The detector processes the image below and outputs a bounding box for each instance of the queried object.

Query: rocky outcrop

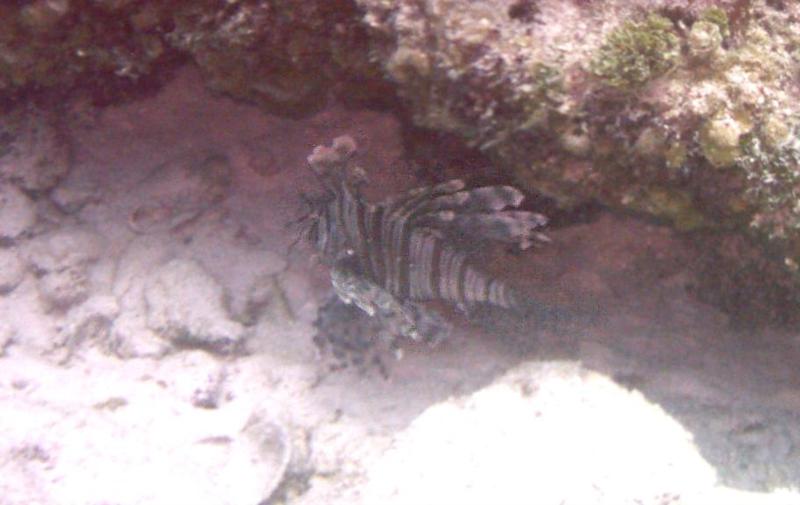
[0,0,376,112]
[357,0,800,325]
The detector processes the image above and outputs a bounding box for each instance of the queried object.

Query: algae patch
[590,14,679,91]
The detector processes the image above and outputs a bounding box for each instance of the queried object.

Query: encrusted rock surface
[53,294,120,364]
[36,265,91,311]
[356,0,800,323]
[0,248,25,294]
[24,226,105,311]
[144,258,246,354]
[0,184,36,240]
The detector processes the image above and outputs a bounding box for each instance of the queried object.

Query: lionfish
[302,136,549,372]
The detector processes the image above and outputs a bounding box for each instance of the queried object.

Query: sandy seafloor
[2,66,800,505]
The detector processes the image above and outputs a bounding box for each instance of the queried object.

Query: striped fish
[305,136,548,344]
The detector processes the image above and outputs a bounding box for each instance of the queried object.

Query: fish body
[305,136,548,347]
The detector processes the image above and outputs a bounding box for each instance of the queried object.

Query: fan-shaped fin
[419,185,525,215]
[418,210,548,249]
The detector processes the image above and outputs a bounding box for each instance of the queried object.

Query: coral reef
[356,0,800,324]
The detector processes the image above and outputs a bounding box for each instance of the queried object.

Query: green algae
[699,112,753,168]
[590,14,679,90]
[699,7,730,39]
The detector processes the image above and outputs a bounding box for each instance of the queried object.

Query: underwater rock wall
[358,0,800,324]
[2,0,800,323]
[0,0,376,112]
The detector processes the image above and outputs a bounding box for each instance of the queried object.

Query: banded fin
[418,209,549,250]
[403,225,523,310]
[419,185,525,214]
[381,179,466,210]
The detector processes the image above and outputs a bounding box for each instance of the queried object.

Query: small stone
[54,294,119,362]
[633,127,666,160]
[156,351,228,407]
[233,273,291,326]
[560,131,591,158]
[191,370,225,409]
[0,321,15,356]
[109,312,170,359]
[387,47,431,84]
[0,248,25,294]
[664,142,688,170]
[0,184,36,240]
[50,180,99,214]
[24,226,105,311]
[761,115,792,151]
[37,264,90,311]
[25,226,104,273]
[144,259,245,353]
[107,235,173,359]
